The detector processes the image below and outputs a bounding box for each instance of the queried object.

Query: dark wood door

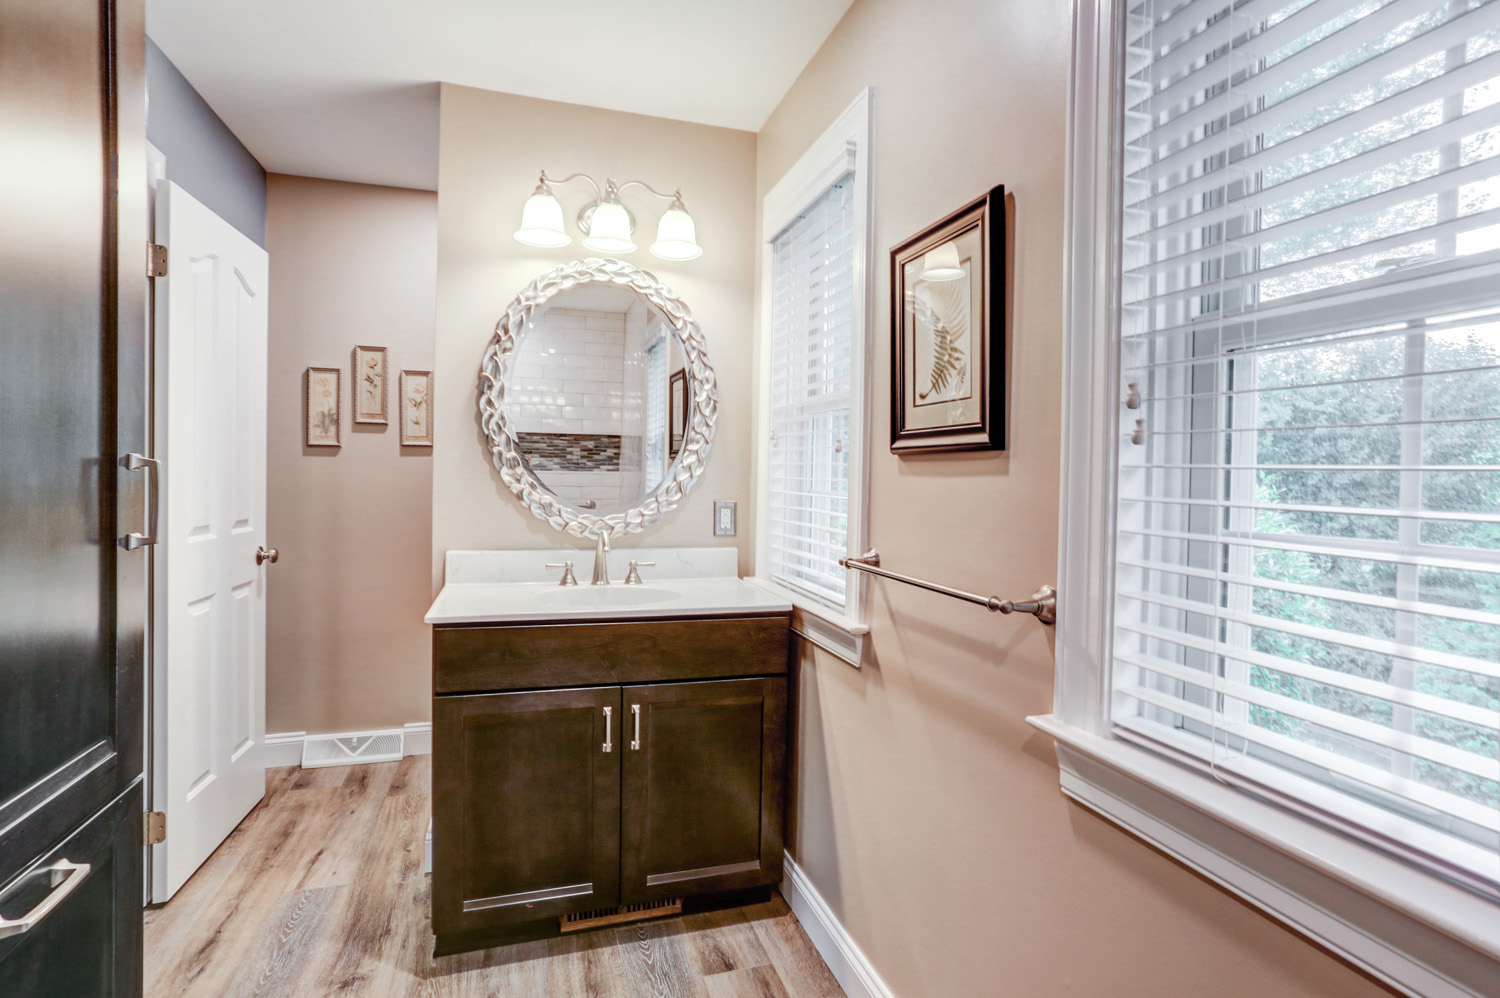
[621,678,786,903]
[432,687,622,940]
[0,785,142,996]
[0,0,146,992]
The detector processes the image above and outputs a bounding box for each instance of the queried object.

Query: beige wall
[431,85,758,589]
[758,1,1394,996]
[266,174,437,735]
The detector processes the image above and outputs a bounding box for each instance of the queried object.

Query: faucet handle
[624,560,656,585]
[545,561,579,586]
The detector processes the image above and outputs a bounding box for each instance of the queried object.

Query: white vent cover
[300,729,404,769]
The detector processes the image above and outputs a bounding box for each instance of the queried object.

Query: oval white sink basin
[536,586,676,609]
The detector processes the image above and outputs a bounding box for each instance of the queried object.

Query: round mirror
[479,258,717,539]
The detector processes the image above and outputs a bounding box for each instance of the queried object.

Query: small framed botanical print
[352,345,388,424]
[669,368,687,458]
[890,184,1005,452]
[400,370,433,446]
[305,367,342,447]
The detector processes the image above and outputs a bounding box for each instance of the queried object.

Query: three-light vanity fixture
[513,170,703,261]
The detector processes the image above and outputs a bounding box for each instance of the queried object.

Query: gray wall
[146,38,266,247]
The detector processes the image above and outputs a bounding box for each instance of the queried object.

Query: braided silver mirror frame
[478,257,718,540]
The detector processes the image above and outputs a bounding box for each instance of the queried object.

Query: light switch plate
[714,500,736,536]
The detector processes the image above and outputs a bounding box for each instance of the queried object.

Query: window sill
[1026,714,1500,998]
[746,576,867,668]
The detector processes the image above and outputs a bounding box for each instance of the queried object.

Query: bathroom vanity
[426,549,792,954]
[426,259,799,953]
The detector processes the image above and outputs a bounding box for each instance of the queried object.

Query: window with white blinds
[1116,0,1500,893]
[768,174,856,607]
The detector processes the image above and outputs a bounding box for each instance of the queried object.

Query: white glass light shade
[582,200,637,253]
[920,240,964,281]
[650,206,703,261]
[514,190,570,248]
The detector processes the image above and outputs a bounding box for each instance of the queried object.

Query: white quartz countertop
[424,577,791,625]
[425,548,791,624]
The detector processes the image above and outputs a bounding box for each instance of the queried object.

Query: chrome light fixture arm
[539,170,603,200]
[545,173,680,206]
[616,179,685,204]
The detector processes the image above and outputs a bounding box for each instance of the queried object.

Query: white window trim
[1030,4,1500,996]
[754,87,874,669]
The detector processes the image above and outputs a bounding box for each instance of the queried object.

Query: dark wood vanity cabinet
[432,687,622,933]
[621,678,785,903]
[431,613,789,952]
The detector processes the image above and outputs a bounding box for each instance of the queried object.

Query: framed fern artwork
[890,184,1005,452]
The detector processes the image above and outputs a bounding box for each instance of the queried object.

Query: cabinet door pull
[119,453,160,550]
[602,706,613,753]
[630,703,641,750]
[0,860,91,940]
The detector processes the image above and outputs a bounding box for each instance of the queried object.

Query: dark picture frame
[890,184,1005,452]
[668,368,687,458]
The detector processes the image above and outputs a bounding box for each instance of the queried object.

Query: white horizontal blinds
[1115,0,1500,893]
[769,173,855,606]
[644,337,666,491]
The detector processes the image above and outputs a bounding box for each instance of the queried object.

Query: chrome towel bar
[839,549,1057,624]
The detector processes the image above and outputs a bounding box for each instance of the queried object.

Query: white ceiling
[146,0,856,191]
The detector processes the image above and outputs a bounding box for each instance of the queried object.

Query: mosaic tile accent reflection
[518,432,622,472]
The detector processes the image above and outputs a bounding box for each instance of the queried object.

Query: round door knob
[256,546,279,565]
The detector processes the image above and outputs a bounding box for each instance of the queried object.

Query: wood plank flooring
[144,760,845,998]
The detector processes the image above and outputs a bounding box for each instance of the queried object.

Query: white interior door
[151,181,269,902]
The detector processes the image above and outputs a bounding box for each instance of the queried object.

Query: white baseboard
[264,731,307,768]
[781,854,896,998]
[264,722,432,769]
[403,721,432,757]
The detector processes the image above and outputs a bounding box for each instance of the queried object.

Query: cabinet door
[621,678,786,903]
[432,687,621,937]
[0,783,142,998]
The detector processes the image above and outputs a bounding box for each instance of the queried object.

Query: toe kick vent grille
[301,729,404,769]
[560,898,683,933]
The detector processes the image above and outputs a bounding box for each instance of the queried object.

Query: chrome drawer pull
[630,704,641,750]
[0,860,91,940]
[602,706,612,753]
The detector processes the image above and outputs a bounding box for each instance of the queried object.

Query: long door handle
[630,704,641,750]
[119,453,159,550]
[602,706,612,753]
[0,860,91,940]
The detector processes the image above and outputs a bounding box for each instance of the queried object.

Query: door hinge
[147,242,168,278]
[144,811,166,845]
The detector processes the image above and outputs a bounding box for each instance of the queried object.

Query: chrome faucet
[590,531,611,586]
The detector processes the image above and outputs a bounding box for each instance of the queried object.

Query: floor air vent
[559,898,683,933]
[301,730,404,769]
